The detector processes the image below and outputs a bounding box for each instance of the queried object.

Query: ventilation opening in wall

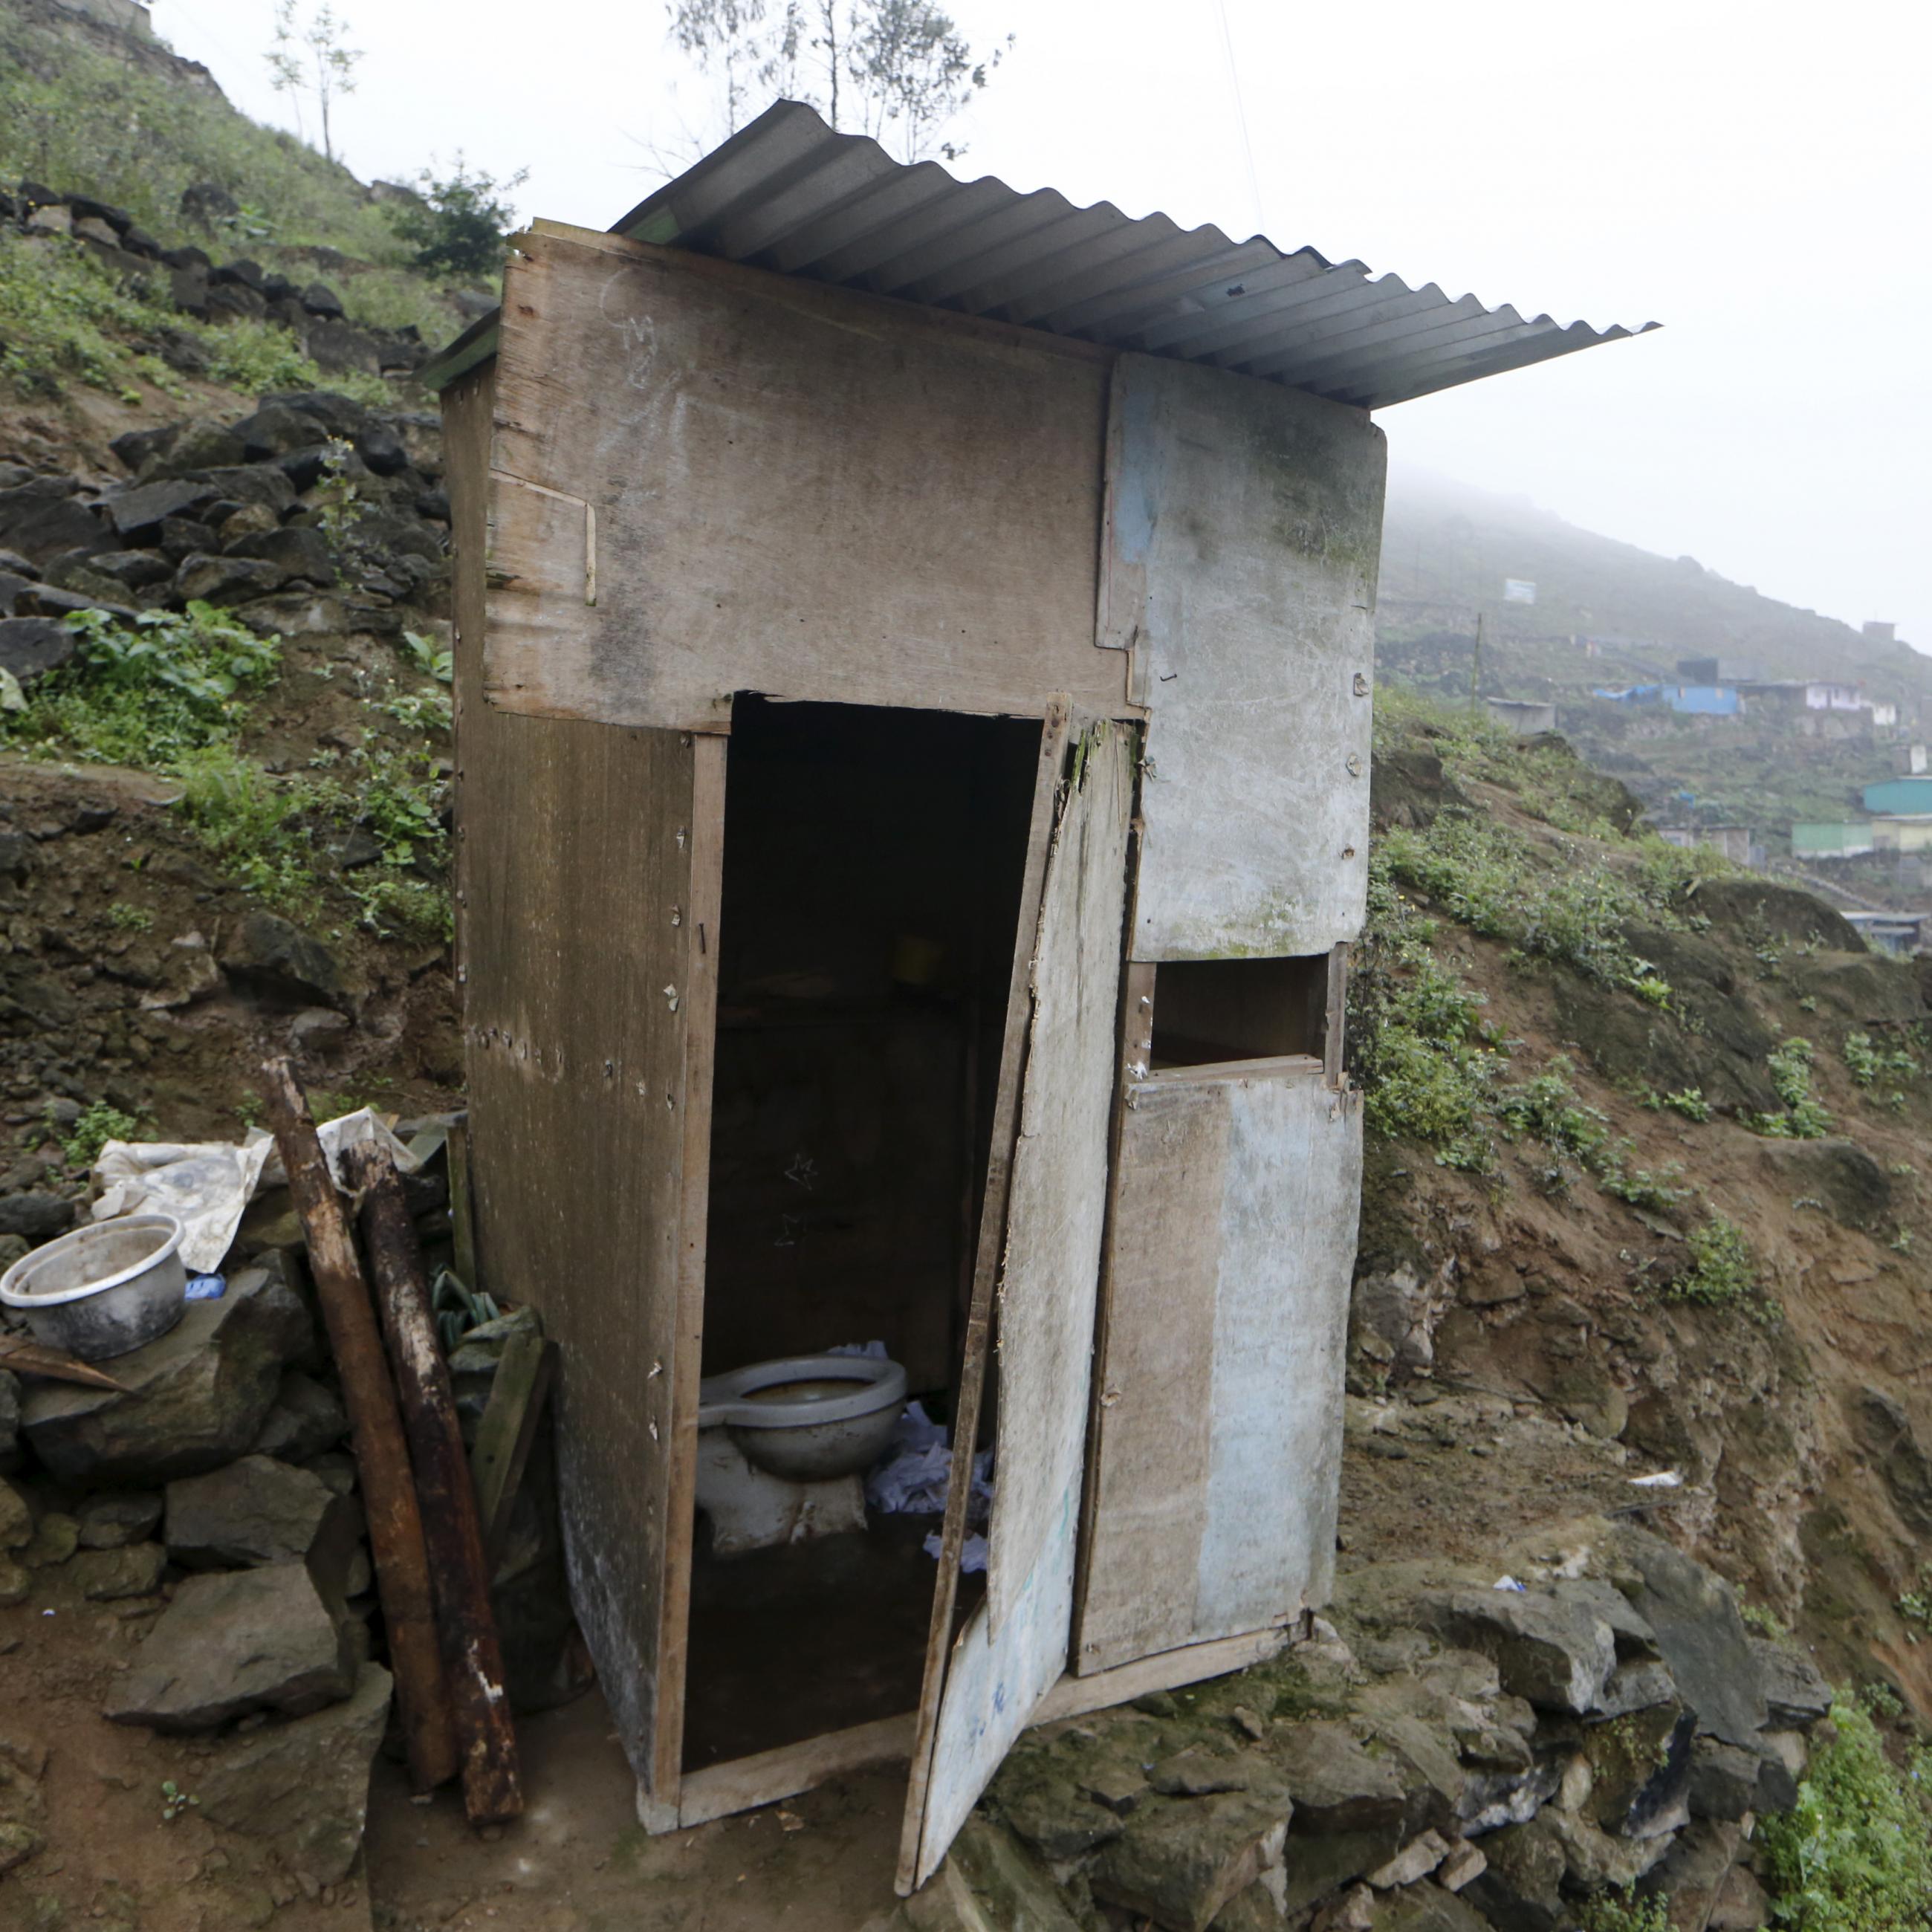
[1148,954,1333,1070]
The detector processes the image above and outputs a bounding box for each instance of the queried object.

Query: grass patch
[1578,1893,1669,1932]
[1379,810,1676,1004]
[1846,1031,1919,1094]
[1760,1697,1932,1931]
[0,230,390,406]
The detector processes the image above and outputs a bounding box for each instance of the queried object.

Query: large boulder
[1089,1791,1291,1932]
[1749,1637,1832,1731]
[0,617,77,684]
[105,1562,354,1731]
[1682,878,1862,952]
[21,1263,311,1483]
[1416,1583,1628,1714]
[220,910,349,1008]
[164,1453,349,1569]
[0,479,107,565]
[1602,1527,1768,1748]
[193,1662,393,1888]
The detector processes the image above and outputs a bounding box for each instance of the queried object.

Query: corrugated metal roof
[596,100,1656,410]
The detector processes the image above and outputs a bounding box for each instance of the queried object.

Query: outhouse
[421,102,1650,1891]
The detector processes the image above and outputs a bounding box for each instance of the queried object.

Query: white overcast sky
[154,0,1931,651]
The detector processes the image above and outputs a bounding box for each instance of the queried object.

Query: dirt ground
[364,1698,908,1932]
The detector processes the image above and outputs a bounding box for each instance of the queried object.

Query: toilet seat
[697,1354,907,1431]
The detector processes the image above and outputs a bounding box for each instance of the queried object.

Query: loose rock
[193,1662,393,1888]
[76,1490,163,1549]
[22,1263,310,1482]
[105,1562,354,1731]
[166,1453,346,1568]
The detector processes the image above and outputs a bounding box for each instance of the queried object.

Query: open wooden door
[896,713,1135,1892]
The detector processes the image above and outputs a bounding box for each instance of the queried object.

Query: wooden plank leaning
[346,1139,523,1825]
[259,1057,458,1795]
[470,1330,557,1572]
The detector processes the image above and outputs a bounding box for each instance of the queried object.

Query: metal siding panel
[1108,354,1383,960]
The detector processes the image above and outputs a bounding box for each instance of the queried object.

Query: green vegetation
[0,229,392,406]
[105,902,153,933]
[1743,1601,1790,1640]
[1578,1891,1670,1932]
[1845,1031,1919,1094]
[1667,1213,1763,1312]
[10,606,282,765]
[1753,1038,1833,1140]
[386,157,528,282]
[1760,1698,1932,1931]
[1379,810,1676,1005]
[1355,852,1500,1170]
[60,1099,140,1167]
[1,610,450,941]
[1647,1086,1711,1121]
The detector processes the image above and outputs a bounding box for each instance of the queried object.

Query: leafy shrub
[60,1099,139,1167]
[1742,1601,1789,1640]
[1578,1893,1670,1932]
[1845,1031,1919,1092]
[385,156,528,282]
[1650,1086,1711,1121]
[1667,1214,1760,1310]
[5,606,281,765]
[1753,1037,1832,1140]
[1760,1697,1932,1931]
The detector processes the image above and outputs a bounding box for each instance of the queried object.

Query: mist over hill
[1377,465,1926,713]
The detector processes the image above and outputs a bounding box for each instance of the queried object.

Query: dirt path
[363,1693,907,1932]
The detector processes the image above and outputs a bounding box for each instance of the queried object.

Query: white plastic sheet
[91,1107,421,1274]
[91,1131,274,1274]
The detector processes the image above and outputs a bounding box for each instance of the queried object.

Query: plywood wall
[444,367,718,1808]
[482,223,1127,731]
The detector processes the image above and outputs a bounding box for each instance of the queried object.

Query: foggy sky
[156,0,1931,652]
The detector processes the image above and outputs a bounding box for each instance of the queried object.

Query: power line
[1213,0,1265,237]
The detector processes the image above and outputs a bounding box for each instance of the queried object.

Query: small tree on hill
[387,158,529,284]
[668,0,1008,161]
[265,0,363,166]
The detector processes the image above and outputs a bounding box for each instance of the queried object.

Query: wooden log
[347,1140,523,1825]
[259,1057,458,1795]
[470,1330,557,1572]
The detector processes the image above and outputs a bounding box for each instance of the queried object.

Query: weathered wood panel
[1101,353,1385,960]
[908,722,1133,1887]
[484,223,1127,730]
[896,705,1066,1896]
[444,366,720,1814]
[1074,1069,1362,1674]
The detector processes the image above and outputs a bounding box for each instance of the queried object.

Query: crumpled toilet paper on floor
[91,1108,420,1274]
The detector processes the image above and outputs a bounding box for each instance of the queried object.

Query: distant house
[1589,684,1740,716]
[1845,912,1928,957]
[1483,697,1557,735]
[1864,779,1932,816]
[1659,825,1754,865]
[1792,822,1876,859]
[1870,820,1932,855]
[1676,657,1720,684]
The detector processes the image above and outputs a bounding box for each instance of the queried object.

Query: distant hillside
[0,0,463,343]
[1374,470,1932,898]
[1375,468,1928,717]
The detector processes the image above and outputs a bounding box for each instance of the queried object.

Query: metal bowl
[0,1214,187,1361]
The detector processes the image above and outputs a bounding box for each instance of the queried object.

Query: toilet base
[695,1427,868,1554]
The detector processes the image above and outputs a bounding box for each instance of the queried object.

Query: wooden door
[896,717,1135,1892]
[1073,1066,1363,1674]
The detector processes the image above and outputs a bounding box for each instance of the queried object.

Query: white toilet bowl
[693,1352,907,1553]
